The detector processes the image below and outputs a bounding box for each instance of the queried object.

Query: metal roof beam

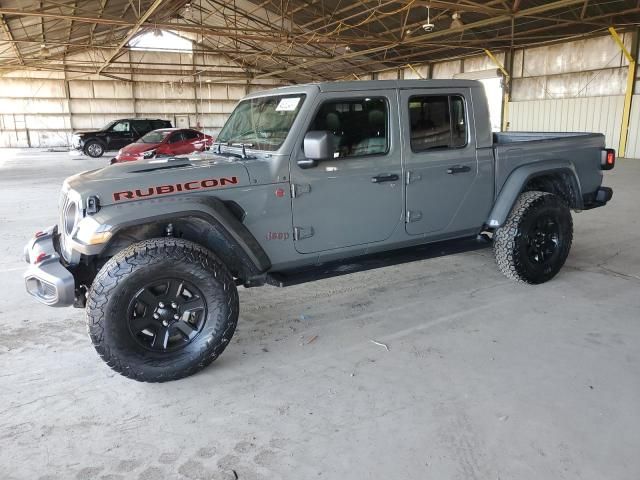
[254,0,589,79]
[0,13,24,65]
[95,0,164,74]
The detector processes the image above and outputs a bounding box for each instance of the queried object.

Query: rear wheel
[86,238,239,382]
[494,191,573,284]
[84,140,105,158]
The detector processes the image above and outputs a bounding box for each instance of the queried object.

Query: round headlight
[63,200,80,235]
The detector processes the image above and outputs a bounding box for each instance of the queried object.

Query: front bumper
[24,227,76,307]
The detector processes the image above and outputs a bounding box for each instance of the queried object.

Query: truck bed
[492,131,606,200]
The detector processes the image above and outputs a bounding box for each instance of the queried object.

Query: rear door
[290,90,403,254]
[131,120,152,139]
[165,132,188,154]
[401,89,486,236]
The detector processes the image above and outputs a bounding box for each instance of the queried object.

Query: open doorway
[478,77,503,132]
[454,70,504,132]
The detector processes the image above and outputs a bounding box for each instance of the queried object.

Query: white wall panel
[464,53,504,73]
[0,78,65,98]
[1,98,68,114]
[432,60,461,79]
[227,85,247,100]
[377,70,399,80]
[509,95,624,151]
[625,95,640,159]
[70,98,133,114]
[403,65,428,80]
[93,81,133,99]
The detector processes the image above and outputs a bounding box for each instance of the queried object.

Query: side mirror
[300,131,335,168]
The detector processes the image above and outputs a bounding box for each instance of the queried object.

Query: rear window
[182,130,200,140]
[132,120,152,134]
[409,95,467,152]
[137,130,172,143]
[152,120,171,129]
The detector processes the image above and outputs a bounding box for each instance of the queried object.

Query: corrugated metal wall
[367,33,639,157]
[508,96,625,150]
[626,95,640,159]
[507,33,639,157]
[0,49,285,148]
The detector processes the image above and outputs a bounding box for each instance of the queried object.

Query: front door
[401,89,483,236]
[109,120,135,149]
[290,91,403,254]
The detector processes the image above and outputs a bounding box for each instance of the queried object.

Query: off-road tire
[86,238,239,382]
[494,191,573,284]
[84,140,105,158]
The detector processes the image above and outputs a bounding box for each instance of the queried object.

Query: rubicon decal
[113,177,239,202]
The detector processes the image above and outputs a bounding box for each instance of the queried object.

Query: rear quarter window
[152,120,172,129]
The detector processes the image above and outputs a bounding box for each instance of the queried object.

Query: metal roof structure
[1,0,639,82]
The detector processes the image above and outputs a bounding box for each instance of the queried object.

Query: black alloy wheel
[494,191,573,284]
[524,214,561,266]
[87,238,239,382]
[128,279,208,352]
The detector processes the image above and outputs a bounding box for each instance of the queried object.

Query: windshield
[217,94,305,151]
[137,130,172,143]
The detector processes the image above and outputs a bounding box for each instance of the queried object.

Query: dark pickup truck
[70,118,172,157]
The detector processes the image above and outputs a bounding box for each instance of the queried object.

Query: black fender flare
[487,161,583,228]
[86,196,271,278]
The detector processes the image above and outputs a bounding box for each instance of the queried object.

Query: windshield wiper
[215,141,255,159]
[211,141,247,159]
[231,142,254,159]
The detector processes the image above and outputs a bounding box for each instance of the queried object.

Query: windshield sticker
[275,97,301,111]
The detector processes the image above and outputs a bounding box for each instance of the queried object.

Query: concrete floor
[1,149,639,480]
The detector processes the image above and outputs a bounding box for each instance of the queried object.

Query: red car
[112,128,213,163]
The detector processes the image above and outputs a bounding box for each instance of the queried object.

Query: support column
[484,48,511,132]
[63,57,72,145]
[609,27,637,157]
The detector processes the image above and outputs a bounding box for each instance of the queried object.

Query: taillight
[601,148,615,170]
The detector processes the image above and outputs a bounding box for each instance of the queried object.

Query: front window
[111,121,130,133]
[217,94,306,151]
[137,130,172,143]
[308,97,388,158]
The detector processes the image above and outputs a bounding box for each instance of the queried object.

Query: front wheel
[84,140,105,158]
[494,191,573,284]
[86,238,239,382]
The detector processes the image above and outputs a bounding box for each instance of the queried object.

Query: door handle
[371,173,399,183]
[446,165,471,174]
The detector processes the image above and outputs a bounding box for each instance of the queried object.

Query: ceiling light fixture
[39,44,50,57]
[422,6,435,32]
[450,12,464,29]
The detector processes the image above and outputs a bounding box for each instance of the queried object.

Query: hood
[64,153,251,207]
[120,142,160,155]
[73,129,101,136]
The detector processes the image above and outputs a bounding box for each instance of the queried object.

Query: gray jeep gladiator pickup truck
[24,79,615,382]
